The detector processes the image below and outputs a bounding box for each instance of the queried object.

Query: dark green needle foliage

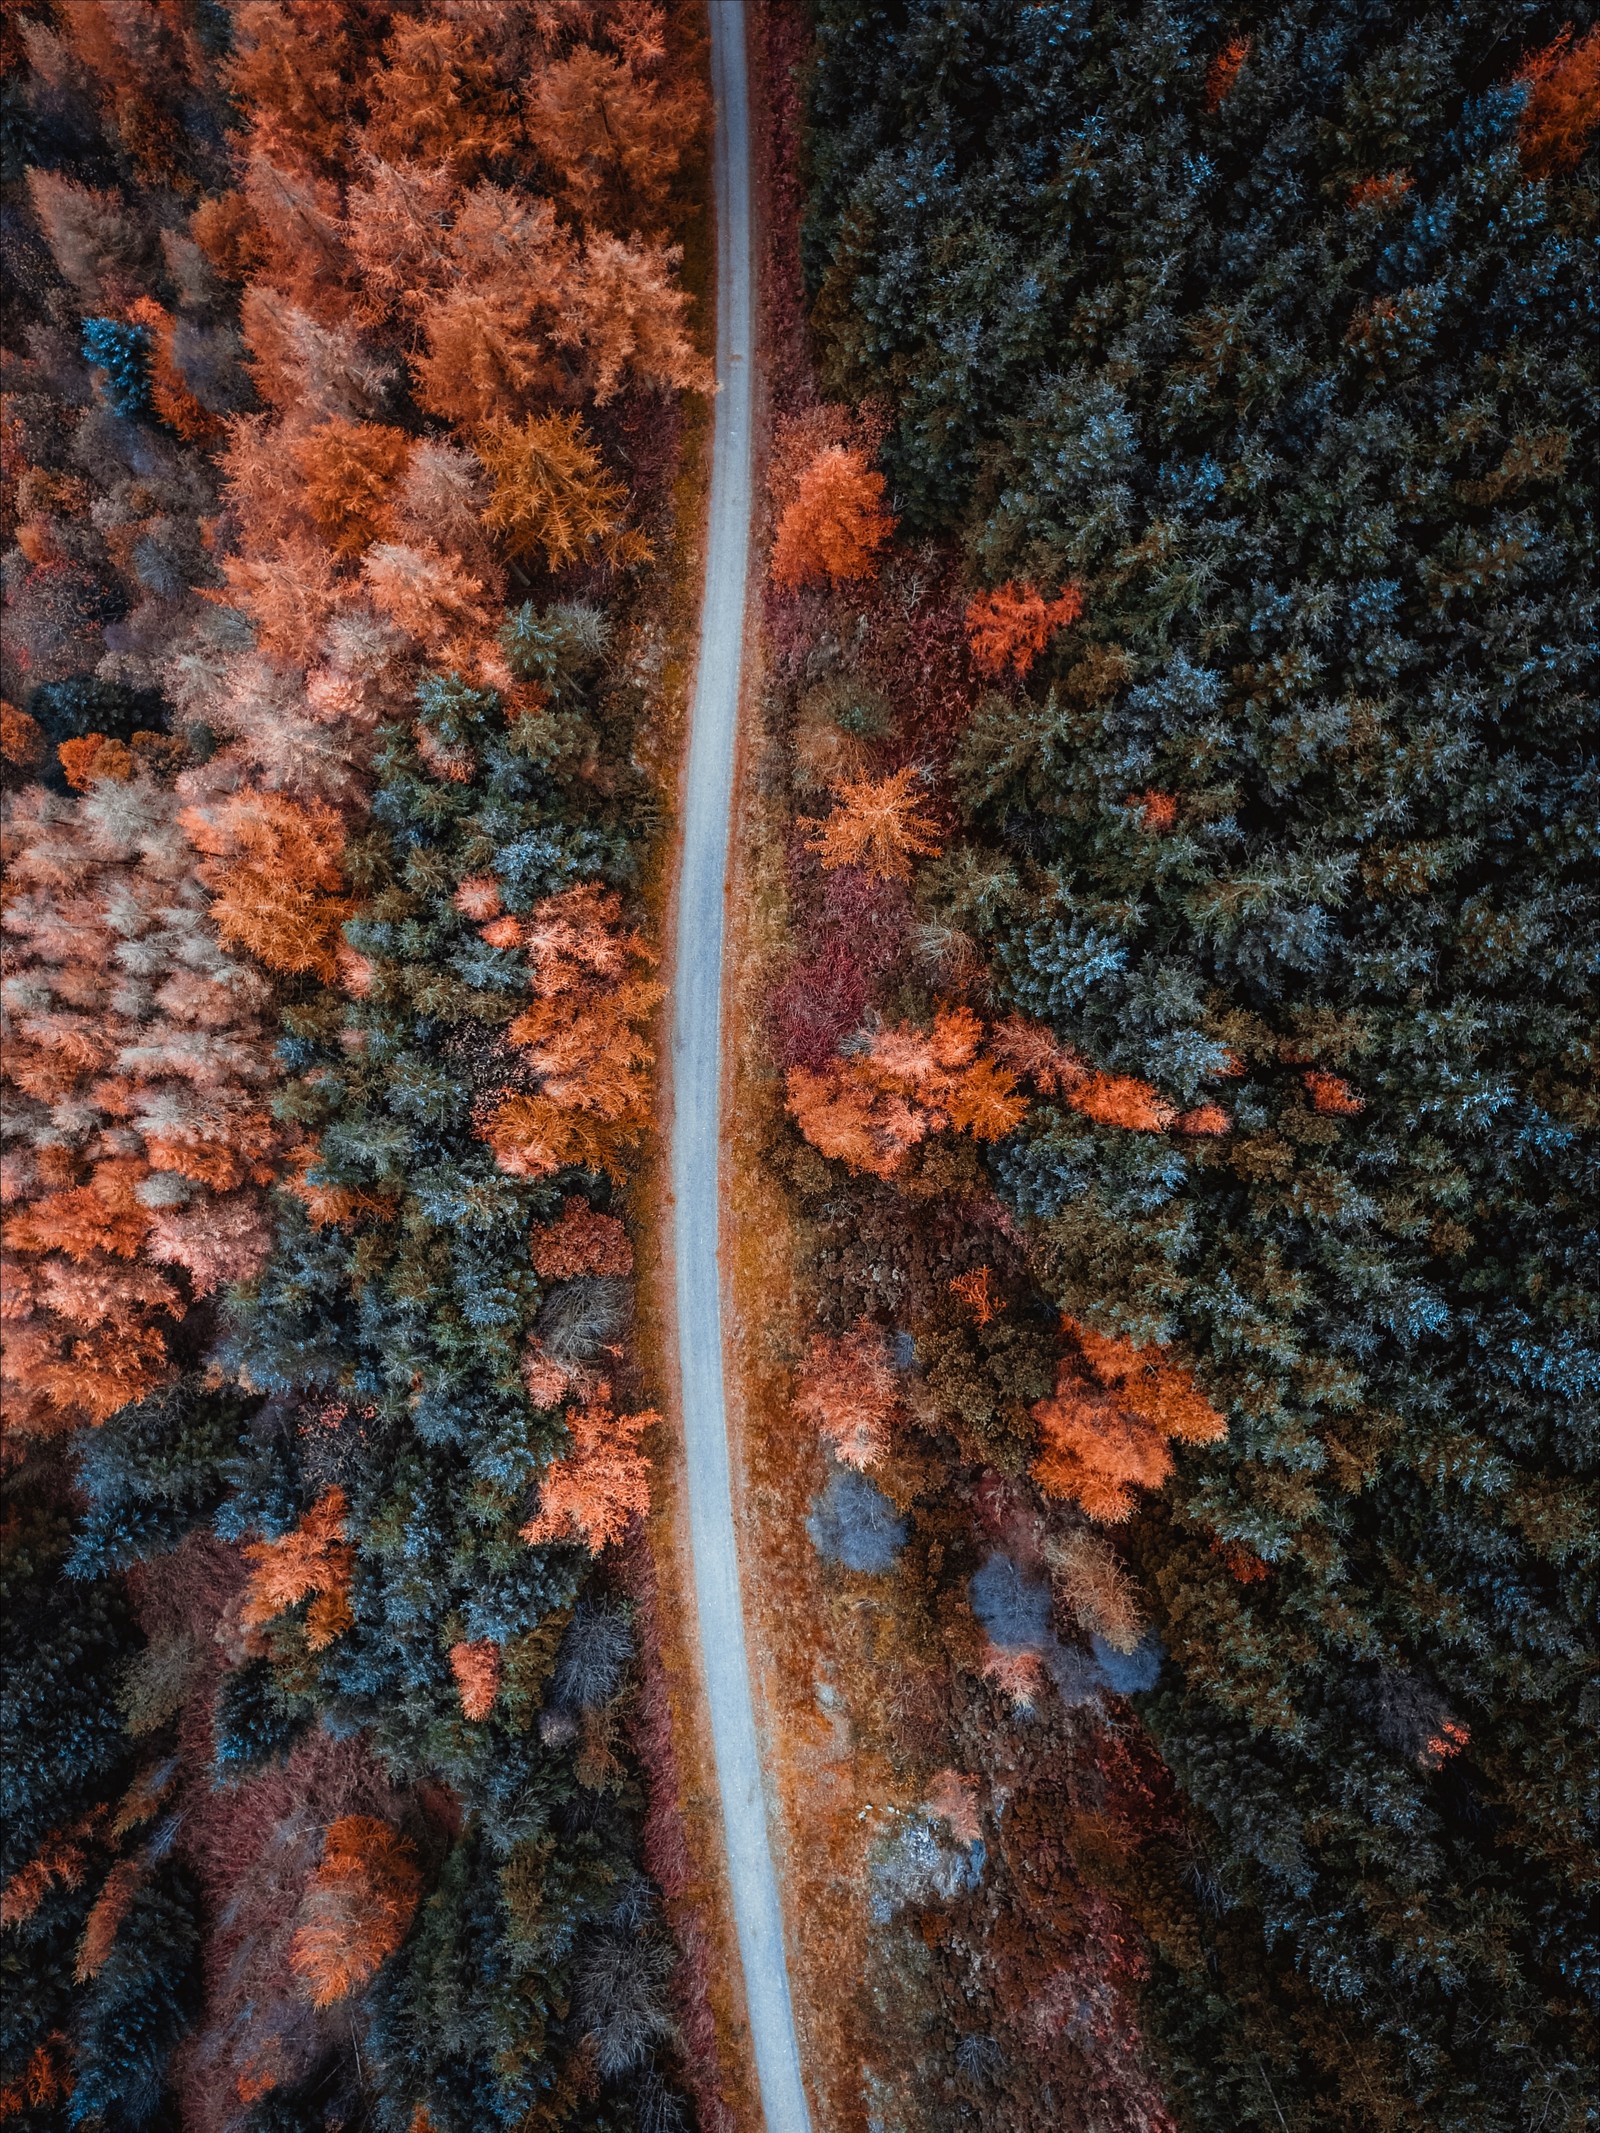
[69,1379,258,1580]
[3,1469,141,1877]
[2,1457,144,2129]
[807,3,1598,2126]
[68,1857,202,2133]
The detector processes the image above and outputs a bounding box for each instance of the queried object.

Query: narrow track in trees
[670,9,813,2130]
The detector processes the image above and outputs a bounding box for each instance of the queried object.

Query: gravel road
[669,8,813,2131]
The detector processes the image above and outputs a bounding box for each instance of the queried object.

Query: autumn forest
[2,3,1597,2133]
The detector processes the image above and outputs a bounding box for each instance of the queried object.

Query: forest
[3,1,1597,2131]
[753,0,1596,2128]
[2,2,713,2128]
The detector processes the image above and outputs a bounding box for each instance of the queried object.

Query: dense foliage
[800,3,1598,2127]
[2,2,707,2126]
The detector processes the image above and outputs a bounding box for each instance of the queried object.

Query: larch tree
[1516,26,1600,176]
[524,5,708,230]
[476,411,649,572]
[479,882,664,1182]
[2,775,280,1436]
[808,765,942,880]
[239,1488,356,1652]
[181,789,355,981]
[288,1817,421,2010]
[770,445,895,588]
[794,1320,900,1471]
[520,1385,656,1555]
[360,10,521,181]
[963,581,1084,678]
[785,1004,1029,1178]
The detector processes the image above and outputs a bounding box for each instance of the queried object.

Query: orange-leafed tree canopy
[124,296,226,441]
[1346,170,1413,212]
[794,1319,900,1470]
[1031,1321,1227,1522]
[525,6,708,230]
[477,411,648,572]
[1,1816,100,1929]
[2,779,279,1435]
[964,581,1083,677]
[1304,1069,1364,1115]
[74,1859,142,1984]
[292,419,413,559]
[521,1383,656,1555]
[770,446,895,589]
[239,1488,356,1651]
[786,1005,1028,1178]
[949,1266,1005,1326]
[1515,26,1600,176]
[182,790,355,982]
[360,10,520,180]
[289,1817,422,2010]
[1205,34,1252,110]
[808,766,942,880]
[478,883,663,1182]
[530,1198,634,1280]
[449,1640,503,1722]
[988,1014,1182,1133]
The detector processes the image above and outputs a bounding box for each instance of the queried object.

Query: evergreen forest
[769,0,1597,2125]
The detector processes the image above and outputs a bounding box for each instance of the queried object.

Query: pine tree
[67,1855,202,2130]
[80,316,154,422]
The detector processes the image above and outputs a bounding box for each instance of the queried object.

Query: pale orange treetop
[479,882,663,1183]
[289,1817,421,2010]
[183,790,355,983]
[521,1382,656,1555]
[239,1487,356,1651]
[807,766,942,881]
[786,1006,1028,1178]
[449,1640,503,1722]
[1031,1320,1226,1523]
[794,1319,900,1471]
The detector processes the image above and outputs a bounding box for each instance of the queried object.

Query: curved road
[670,9,813,2133]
